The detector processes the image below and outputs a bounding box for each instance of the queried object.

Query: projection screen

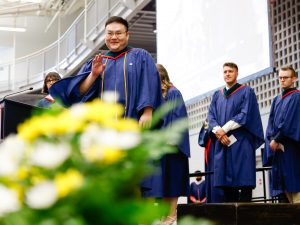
[156,0,273,100]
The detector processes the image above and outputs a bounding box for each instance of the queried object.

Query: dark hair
[42,72,61,94]
[195,170,202,179]
[105,16,129,31]
[156,64,172,97]
[223,62,238,71]
[280,65,297,78]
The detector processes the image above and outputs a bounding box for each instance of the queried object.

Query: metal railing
[189,166,277,203]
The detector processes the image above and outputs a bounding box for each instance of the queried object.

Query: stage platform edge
[178,203,300,225]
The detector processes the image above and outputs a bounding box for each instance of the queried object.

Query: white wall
[188,130,205,174]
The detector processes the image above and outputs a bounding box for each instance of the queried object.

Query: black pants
[223,187,253,202]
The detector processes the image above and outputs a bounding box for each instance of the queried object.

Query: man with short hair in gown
[50,16,162,127]
[208,62,264,202]
[264,65,300,203]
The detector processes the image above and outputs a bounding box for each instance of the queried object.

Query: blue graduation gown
[49,48,163,120]
[189,180,206,202]
[263,101,284,197]
[208,85,264,187]
[141,87,190,197]
[163,87,190,157]
[205,137,225,203]
[198,129,224,203]
[265,90,300,192]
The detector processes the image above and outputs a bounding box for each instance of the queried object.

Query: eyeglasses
[105,31,127,38]
[278,76,293,80]
[46,79,58,84]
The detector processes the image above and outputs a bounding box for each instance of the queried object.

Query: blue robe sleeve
[230,87,264,149]
[207,91,220,129]
[134,49,163,114]
[49,59,101,107]
[275,93,300,143]
[164,87,190,157]
[263,98,277,166]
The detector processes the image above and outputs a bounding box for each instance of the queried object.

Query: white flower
[0,154,20,177]
[30,141,71,169]
[69,104,86,118]
[25,181,57,209]
[0,185,20,216]
[0,135,26,176]
[0,135,26,160]
[80,125,140,150]
[102,91,119,103]
[98,129,119,146]
[97,129,140,149]
[116,132,141,149]
[79,124,103,151]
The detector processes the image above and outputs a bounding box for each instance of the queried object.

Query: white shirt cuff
[222,120,241,133]
[212,126,221,134]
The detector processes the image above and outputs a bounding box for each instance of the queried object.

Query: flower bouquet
[0,99,187,225]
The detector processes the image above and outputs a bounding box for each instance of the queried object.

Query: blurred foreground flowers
[0,99,187,225]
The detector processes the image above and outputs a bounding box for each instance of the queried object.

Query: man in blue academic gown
[49,16,162,127]
[264,65,300,203]
[208,62,264,202]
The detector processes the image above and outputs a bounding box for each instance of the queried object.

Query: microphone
[0,87,34,103]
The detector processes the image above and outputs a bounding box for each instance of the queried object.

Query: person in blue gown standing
[142,64,190,225]
[49,16,162,127]
[208,62,264,202]
[37,72,61,108]
[264,65,300,203]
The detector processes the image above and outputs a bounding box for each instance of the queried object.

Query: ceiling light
[0,27,26,32]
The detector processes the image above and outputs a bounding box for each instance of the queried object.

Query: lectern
[0,92,44,139]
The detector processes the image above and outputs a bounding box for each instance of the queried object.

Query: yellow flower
[102,147,126,164]
[18,100,127,143]
[82,146,103,162]
[18,112,85,142]
[18,116,43,142]
[16,166,29,180]
[83,100,124,123]
[8,183,24,202]
[102,118,140,132]
[83,145,125,164]
[54,169,83,198]
[55,112,85,134]
[31,174,47,185]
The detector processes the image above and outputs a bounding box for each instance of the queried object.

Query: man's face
[278,69,296,90]
[105,22,129,52]
[223,66,238,87]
